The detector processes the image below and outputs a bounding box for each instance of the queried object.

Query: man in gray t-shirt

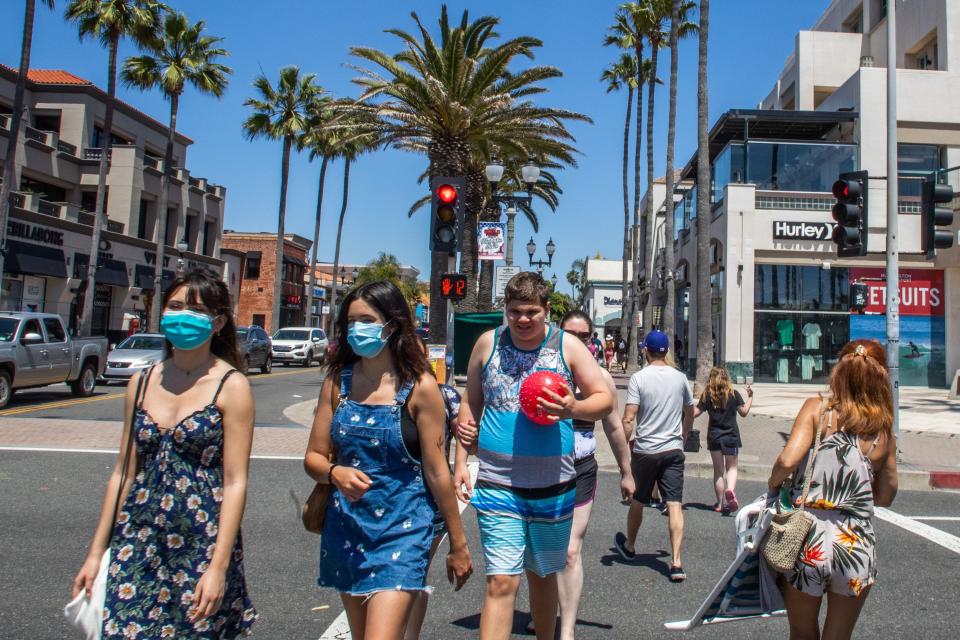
[614,330,694,582]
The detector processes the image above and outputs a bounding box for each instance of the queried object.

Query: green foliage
[566,257,586,309]
[353,252,424,308]
[64,0,165,46]
[548,289,575,320]
[242,66,322,143]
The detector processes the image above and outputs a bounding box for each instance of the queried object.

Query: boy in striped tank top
[455,272,613,640]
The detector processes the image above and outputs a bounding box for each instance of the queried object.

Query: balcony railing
[107,220,125,234]
[57,140,78,156]
[24,126,49,145]
[78,211,95,226]
[9,192,25,209]
[205,183,217,195]
[83,147,111,161]
[143,155,161,170]
[188,176,202,189]
[37,199,63,218]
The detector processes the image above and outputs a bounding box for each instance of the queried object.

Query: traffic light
[439,273,467,300]
[831,170,869,257]
[429,176,465,253]
[921,176,955,258]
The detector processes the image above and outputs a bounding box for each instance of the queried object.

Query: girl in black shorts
[693,367,753,513]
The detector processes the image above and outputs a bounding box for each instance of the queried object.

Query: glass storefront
[754,265,850,384]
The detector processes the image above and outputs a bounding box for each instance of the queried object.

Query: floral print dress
[787,411,881,598]
[101,366,257,638]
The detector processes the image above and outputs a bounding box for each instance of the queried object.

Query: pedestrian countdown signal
[439,273,467,300]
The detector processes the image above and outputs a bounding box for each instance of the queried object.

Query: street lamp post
[527,236,555,275]
[485,156,541,266]
[176,238,188,274]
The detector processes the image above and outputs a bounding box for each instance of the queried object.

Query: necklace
[168,356,213,377]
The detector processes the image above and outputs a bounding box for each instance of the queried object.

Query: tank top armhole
[481,327,500,373]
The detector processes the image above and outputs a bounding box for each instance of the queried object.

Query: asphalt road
[1,452,958,640]
[0,364,325,426]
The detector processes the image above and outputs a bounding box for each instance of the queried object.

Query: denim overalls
[318,365,436,595]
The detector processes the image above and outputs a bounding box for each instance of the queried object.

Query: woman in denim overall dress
[305,281,472,639]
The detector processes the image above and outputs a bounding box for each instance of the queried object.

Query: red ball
[519,370,568,425]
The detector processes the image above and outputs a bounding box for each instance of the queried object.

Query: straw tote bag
[760,403,826,573]
[64,372,145,639]
[302,390,342,535]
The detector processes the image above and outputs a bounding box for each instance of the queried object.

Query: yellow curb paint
[0,392,126,416]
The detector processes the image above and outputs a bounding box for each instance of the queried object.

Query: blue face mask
[347,321,390,359]
[160,310,214,351]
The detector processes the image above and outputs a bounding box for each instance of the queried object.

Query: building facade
[645,0,960,387]
[0,66,227,342]
[582,258,633,338]
[221,232,311,332]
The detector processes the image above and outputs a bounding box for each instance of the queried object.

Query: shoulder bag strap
[110,368,148,527]
[797,400,828,509]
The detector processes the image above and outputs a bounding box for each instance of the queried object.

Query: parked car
[0,312,109,408]
[102,333,166,384]
[271,327,328,367]
[237,326,273,374]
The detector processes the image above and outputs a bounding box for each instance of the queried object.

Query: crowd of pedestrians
[69,268,897,640]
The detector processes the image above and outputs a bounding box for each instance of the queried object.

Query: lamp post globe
[521,157,540,190]
[485,157,505,190]
[526,237,536,258]
[546,237,556,258]
[550,273,558,288]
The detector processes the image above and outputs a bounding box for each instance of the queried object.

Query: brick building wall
[221,232,311,333]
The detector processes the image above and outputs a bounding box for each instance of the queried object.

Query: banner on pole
[494,265,522,299]
[477,222,506,261]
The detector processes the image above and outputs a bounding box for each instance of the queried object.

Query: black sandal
[669,566,687,582]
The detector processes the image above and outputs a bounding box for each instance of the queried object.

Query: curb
[598,460,946,492]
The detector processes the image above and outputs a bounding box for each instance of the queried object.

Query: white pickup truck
[0,312,109,408]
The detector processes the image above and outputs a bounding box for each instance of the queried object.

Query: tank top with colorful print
[478,325,575,490]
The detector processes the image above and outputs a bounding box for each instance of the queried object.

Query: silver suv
[271,327,328,367]
[237,326,273,374]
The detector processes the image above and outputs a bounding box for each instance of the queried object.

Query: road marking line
[909,516,960,522]
[0,446,303,461]
[875,507,960,555]
[0,392,126,416]
[318,462,479,640]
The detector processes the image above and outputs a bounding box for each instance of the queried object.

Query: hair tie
[855,344,866,357]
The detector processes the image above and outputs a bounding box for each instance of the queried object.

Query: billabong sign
[773,221,834,241]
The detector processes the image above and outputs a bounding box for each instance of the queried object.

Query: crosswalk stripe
[876,507,960,555]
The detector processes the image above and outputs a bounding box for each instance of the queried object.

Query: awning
[4,239,67,278]
[134,264,177,292]
[73,253,129,287]
[283,255,307,267]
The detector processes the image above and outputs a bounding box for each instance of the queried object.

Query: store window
[754,264,851,384]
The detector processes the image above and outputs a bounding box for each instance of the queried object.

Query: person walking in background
[693,367,753,513]
[604,337,615,370]
[614,330,694,583]
[616,336,628,373]
[766,339,898,640]
[453,272,613,640]
[71,270,258,637]
[305,281,472,639]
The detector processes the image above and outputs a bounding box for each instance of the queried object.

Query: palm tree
[351,6,586,341]
[600,52,638,360]
[324,103,381,336]
[65,0,165,336]
[0,0,56,310]
[299,92,335,329]
[695,0,712,389]
[651,0,696,353]
[242,66,321,333]
[566,257,587,309]
[121,11,231,331]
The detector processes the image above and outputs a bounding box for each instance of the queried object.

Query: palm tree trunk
[80,33,119,337]
[695,0,712,390]
[149,91,179,331]
[328,158,351,337]
[662,2,681,358]
[0,0,38,310]
[272,135,292,333]
[634,43,648,356]
[305,155,329,329]
[619,84,633,351]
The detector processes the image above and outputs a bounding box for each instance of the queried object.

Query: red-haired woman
[766,339,898,640]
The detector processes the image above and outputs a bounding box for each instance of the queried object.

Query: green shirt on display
[776,318,795,347]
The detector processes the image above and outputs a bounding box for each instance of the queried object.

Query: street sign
[439,273,467,300]
[494,265,521,299]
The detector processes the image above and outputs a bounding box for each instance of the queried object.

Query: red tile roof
[26,69,92,85]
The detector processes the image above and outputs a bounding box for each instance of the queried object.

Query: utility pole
[886,1,901,442]
[505,205,516,266]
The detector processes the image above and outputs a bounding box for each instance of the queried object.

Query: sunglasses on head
[563,329,592,341]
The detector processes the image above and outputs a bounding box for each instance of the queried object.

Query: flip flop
[725,489,739,512]
[712,502,723,513]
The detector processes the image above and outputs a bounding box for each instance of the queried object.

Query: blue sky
[3,1,830,291]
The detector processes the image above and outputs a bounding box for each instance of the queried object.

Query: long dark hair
[161,268,242,371]
[328,280,427,384]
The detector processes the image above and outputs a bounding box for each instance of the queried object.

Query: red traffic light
[436,183,458,204]
[832,179,860,201]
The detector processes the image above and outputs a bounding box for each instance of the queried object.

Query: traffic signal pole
[886,3,901,442]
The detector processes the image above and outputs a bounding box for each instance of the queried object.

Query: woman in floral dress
[72,270,257,638]
[766,340,899,640]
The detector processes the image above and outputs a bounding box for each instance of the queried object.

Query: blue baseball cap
[643,330,670,353]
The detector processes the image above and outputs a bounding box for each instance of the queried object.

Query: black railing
[107,220,124,234]
[78,211,95,226]
[24,126,48,145]
[9,193,25,209]
[57,140,78,156]
[143,155,161,170]
[83,147,111,161]
[37,200,63,217]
